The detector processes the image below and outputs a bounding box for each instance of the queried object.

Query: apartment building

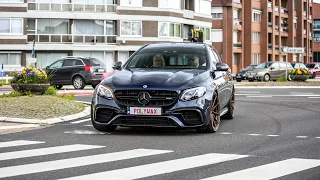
[0,0,212,74]
[313,1,320,62]
[211,0,313,73]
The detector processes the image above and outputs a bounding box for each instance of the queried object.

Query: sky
[314,0,320,3]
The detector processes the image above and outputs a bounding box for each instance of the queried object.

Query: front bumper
[247,74,263,81]
[91,95,212,128]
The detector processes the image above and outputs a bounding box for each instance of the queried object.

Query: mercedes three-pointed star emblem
[138,92,151,105]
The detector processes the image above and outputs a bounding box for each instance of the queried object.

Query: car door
[61,59,76,84]
[46,60,64,84]
[269,62,280,80]
[316,64,320,75]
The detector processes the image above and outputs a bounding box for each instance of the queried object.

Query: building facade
[313,1,320,62]
[0,0,212,74]
[211,0,314,73]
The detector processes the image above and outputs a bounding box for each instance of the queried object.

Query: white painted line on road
[246,96,273,98]
[267,135,279,137]
[238,91,261,94]
[0,124,40,130]
[316,137,320,139]
[202,158,320,180]
[0,149,173,179]
[296,136,308,138]
[248,134,262,136]
[219,132,232,135]
[0,144,104,161]
[64,130,107,135]
[59,153,249,180]
[84,125,93,127]
[290,92,314,95]
[308,97,320,99]
[70,118,91,124]
[0,140,45,148]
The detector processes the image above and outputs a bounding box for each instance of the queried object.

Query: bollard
[6,75,8,84]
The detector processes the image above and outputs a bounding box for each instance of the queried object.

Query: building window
[212,7,223,19]
[158,22,181,38]
[37,19,69,34]
[195,0,211,15]
[211,29,223,42]
[120,21,142,36]
[0,0,23,2]
[0,52,21,66]
[120,0,142,7]
[294,18,297,29]
[74,20,115,35]
[195,26,211,41]
[252,53,260,65]
[0,18,23,35]
[252,11,261,22]
[253,32,260,44]
[158,0,180,10]
[233,53,238,66]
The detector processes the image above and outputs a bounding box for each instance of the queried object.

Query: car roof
[143,43,208,49]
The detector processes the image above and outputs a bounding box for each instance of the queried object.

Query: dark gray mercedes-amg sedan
[91,43,235,133]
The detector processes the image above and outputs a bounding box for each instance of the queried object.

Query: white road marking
[290,92,314,94]
[316,137,320,139]
[64,130,106,135]
[70,119,91,124]
[219,132,232,135]
[267,135,279,137]
[201,158,320,180]
[0,149,173,179]
[238,91,261,94]
[308,97,320,99]
[59,153,249,180]
[0,144,104,161]
[0,140,45,148]
[0,124,40,130]
[246,96,273,98]
[248,134,261,136]
[84,125,93,127]
[296,136,308,138]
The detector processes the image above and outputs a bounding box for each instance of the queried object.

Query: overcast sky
[314,0,320,3]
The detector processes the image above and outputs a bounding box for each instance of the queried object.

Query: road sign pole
[286,53,288,82]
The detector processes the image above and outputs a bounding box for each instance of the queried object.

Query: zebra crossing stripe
[0,144,104,161]
[0,124,40,130]
[59,153,249,180]
[201,158,320,180]
[0,140,45,148]
[0,149,173,178]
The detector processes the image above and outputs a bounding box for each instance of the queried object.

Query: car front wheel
[263,74,270,82]
[197,92,220,133]
[73,76,86,89]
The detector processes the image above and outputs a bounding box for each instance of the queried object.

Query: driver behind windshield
[188,56,200,68]
[152,54,165,68]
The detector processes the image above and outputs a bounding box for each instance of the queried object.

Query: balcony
[233,19,241,26]
[234,0,241,4]
[27,34,117,44]
[268,22,272,29]
[275,45,279,51]
[281,27,288,33]
[27,2,117,13]
[268,2,272,8]
[275,25,279,31]
[268,43,272,50]
[304,11,306,16]
[275,6,279,12]
[281,8,288,14]
[310,32,312,37]
[233,42,242,48]
[304,29,307,34]
[314,37,320,42]
[313,25,320,30]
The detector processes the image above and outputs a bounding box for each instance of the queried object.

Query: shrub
[45,86,58,95]
[10,66,53,84]
[57,94,75,100]
[276,74,287,82]
[0,90,21,98]
[289,68,310,76]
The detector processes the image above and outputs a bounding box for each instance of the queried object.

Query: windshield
[255,62,272,69]
[243,65,255,71]
[306,64,315,68]
[125,47,207,70]
[85,58,103,66]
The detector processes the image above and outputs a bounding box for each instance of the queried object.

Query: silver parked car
[246,62,293,82]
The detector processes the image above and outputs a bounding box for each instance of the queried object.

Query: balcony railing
[268,2,272,8]
[275,6,279,12]
[304,11,306,16]
[233,19,241,26]
[314,37,320,42]
[275,45,279,51]
[281,27,288,33]
[27,2,117,13]
[268,22,272,28]
[275,25,279,31]
[310,32,312,37]
[233,42,242,48]
[268,43,272,50]
[27,34,117,44]
[304,29,307,34]
[313,25,320,30]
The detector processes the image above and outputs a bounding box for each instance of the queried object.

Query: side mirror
[216,63,229,71]
[45,66,49,69]
[270,67,275,70]
[112,61,122,70]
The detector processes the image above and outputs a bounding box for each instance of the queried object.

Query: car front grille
[95,108,116,123]
[113,116,177,127]
[179,110,203,125]
[114,90,179,107]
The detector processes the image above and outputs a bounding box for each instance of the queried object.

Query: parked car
[91,43,235,133]
[306,63,320,79]
[45,56,106,89]
[235,65,257,82]
[246,62,293,82]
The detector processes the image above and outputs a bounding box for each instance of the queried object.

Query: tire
[221,89,235,120]
[263,74,270,82]
[92,119,117,132]
[287,74,292,81]
[73,76,86,89]
[236,79,241,82]
[197,92,220,133]
[248,79,254,82]
[92,84,97,89]
[312,73,316,79]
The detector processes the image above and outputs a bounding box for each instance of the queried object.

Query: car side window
[63,59,76,67]
[208,48,218,66]
[279,63,287,68]
[75,60,84,66]
[212,49,222,63]
[271,63,280,69]
[49,60,63,69]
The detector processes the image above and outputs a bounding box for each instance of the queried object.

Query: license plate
[237,76,241,78]
[128,107,162,116]
[98,69,104,72]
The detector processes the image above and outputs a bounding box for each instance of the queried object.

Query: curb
[235,86,320,88]
[0,104,90,125]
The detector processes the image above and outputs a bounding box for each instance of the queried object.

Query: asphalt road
[0,88,320,180]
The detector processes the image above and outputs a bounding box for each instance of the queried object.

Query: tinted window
[75,60,84,66]
[271,63,280,68]
[63,59,76,67]
[84,58,103,66]
[306,64,315,68]
[208,48,218,65]
[126,46,207,70]
[50,60,63,69]
[279,62,287,68]
[256,62,272,69]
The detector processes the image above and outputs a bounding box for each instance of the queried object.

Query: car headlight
[96,85,114,99]
[180,87,206,101]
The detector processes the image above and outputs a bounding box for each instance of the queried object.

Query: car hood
[101,68,209,90]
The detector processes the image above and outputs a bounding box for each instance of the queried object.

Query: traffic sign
[282,47,305,54]
[28,58,37,63]
[299,54,303,63]
[0,70,4,77]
